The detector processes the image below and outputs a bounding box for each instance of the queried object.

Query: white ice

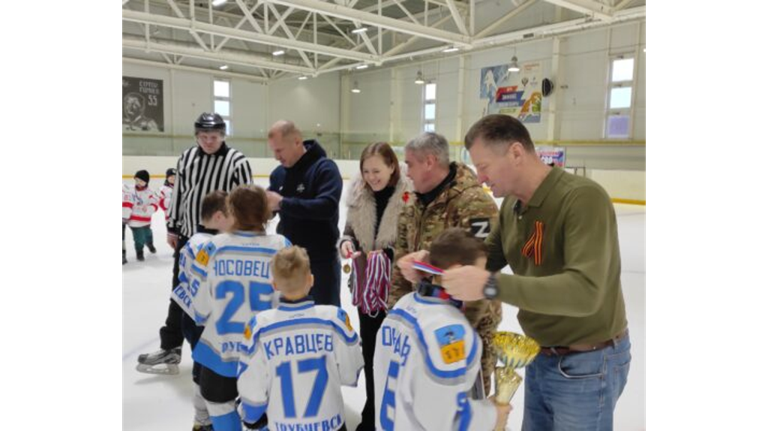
[122,178,645,430]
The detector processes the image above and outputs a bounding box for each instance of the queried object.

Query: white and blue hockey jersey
[191,231,291,378]
[170,229,216,319]
[374,292,498,431]
[237,298,364,431]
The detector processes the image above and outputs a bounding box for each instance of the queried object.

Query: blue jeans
[522,334,631,431]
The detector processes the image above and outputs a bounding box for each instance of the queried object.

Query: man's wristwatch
[483,272,499,299]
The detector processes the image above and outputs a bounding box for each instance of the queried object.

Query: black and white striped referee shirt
[167,143,253,238]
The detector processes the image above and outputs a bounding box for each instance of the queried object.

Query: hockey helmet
[194,112,226,133]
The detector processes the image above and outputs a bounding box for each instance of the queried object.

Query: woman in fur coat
[339,142,412,431]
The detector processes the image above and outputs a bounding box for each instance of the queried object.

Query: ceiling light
[298,75,308,80]
[272,50,285,56]
[508,56,520,73]
[356,64,369,70]
[351,27,368,34]
[442,47,459,53]
[219,65,229,70]
[212,0,227,6]
[414,70,425,85]
[351,81,361,93]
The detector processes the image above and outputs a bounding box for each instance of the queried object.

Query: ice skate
[192,424,213,431]
[136,347,181,375]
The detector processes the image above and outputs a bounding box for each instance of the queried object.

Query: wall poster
[480,62,542,123]
[122,76,164,132]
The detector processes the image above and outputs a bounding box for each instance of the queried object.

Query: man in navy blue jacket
[266,120,343,306]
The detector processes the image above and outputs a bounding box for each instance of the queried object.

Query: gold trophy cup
[491,331,541,430]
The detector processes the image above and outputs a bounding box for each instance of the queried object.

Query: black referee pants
[159,235,188,351]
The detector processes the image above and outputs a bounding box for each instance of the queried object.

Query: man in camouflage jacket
[388,132,501,395]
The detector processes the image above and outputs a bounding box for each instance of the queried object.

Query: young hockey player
[238,246,364,431]
[159,168,176,222]
[127,170,158,261]
[374,228,512,431]
[190,185,291,431]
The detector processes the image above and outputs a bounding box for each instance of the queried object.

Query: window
[214,79,232,135]
[214,80,230,98]
[605,56,634,139]
[214,100,230,116]
[423,82,436,133]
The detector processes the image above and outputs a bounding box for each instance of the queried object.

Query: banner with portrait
[122,76,164,132]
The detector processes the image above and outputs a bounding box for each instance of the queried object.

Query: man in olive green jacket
[412,115,630,431]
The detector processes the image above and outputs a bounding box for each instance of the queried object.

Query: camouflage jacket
[389,163,501,330]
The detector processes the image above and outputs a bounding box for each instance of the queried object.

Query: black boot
[123,251,127,265]
[137,250,145,261]
[147,243,157,254]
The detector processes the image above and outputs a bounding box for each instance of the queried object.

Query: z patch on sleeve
[468,218,491,239]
